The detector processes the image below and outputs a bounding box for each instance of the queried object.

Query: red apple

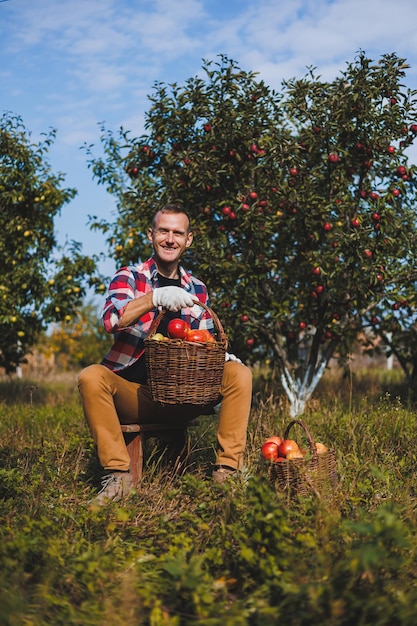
[351,218,360,228]
[246,338,255,347]
[248,191,258,200]
[261,441,279,461]
[240,314,249,322]
[328,152,340,163]
[186,329,213,343]
[222,206,231,216]
[323,222,332,231]
[278,439,300,458]
[167,319,191,339]
[265,436,283,447]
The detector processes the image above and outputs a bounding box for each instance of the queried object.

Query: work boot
[90,471,134,505]
[212,466,236,484]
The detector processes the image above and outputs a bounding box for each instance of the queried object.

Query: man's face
[148,211,193,267]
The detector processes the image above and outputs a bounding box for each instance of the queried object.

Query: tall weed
[1,369,417,625]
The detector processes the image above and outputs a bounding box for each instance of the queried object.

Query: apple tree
[85,53,417,415]
[0,113,101,374]
[41,302,113,370]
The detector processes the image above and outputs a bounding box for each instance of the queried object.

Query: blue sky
[2,0,417,279]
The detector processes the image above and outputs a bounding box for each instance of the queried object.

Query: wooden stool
[121,422,197,486]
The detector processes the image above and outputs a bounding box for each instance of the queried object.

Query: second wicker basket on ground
[270,419,338,498]
[144,302,228,405]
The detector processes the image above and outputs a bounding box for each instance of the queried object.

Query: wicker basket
[144,302,228,405]
[270,419,338,498]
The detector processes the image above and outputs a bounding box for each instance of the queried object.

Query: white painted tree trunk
[280,358,330,418]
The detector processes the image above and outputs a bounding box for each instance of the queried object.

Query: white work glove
[225,352,242,364]
[152,286,195,312]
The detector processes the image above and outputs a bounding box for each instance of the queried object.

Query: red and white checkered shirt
[101,256,212,373]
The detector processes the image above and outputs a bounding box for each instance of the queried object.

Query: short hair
[152,203,192,232]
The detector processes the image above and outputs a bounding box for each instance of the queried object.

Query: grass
[1,367,417,625]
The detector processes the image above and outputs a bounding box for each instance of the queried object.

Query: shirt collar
[149,256,192,286]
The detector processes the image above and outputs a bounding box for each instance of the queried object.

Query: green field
[1,368,417,625]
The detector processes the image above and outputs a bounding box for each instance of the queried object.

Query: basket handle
[148,300,228,345]
[283,419,318,458]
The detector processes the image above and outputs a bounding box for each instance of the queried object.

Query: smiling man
[78,203,252,504]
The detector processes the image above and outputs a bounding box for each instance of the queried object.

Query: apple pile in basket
[261,435,328,462]
[151,318,216,344]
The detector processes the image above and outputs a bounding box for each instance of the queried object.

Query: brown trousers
[78,361,252,472]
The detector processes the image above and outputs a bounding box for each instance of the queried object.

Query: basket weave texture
[144,302,228,405]
[270,419,337,498]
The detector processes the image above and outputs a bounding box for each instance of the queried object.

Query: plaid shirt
[101,256,212,372]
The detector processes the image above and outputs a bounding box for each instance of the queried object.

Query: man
[78,203,252,504]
